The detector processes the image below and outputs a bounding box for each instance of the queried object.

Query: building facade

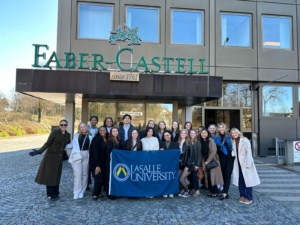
[16,0,300,156]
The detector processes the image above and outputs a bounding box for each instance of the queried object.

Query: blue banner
[109,149,180,197]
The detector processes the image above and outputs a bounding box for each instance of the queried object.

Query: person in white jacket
[68,122,93,199]
[231,128,260,205]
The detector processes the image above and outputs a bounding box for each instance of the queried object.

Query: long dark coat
[35,129,71,186]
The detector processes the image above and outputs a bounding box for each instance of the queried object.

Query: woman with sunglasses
[29,120,71,200]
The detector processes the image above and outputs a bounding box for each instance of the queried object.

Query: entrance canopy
[16,69,222,106]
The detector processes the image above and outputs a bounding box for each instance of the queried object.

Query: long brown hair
[109,126,119,144]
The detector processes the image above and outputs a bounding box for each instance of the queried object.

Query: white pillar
[185,106,193,122]
[65,103,75,137]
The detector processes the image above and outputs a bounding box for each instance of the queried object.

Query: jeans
[238,163,253,200]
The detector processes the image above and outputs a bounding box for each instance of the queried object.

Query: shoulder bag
[206,160,218,170]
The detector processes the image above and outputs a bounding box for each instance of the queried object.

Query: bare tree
[0,92,9,111]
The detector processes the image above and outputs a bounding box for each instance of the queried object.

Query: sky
[0,0,58,97]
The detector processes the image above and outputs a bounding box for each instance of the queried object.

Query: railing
[275,137,285,164]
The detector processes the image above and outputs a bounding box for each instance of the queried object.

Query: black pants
[92,169,103,196]
[192,170,200,191]
[46,185,59,198]
[207,170,218,194]
[219,154,235,194]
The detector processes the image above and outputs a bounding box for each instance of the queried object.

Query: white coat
[232,137,260,187]
[68,133,93,164]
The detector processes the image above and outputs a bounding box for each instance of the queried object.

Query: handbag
[197,167,204,179]
[63,150,69,161]
[206,160,218,170]
[71,135,87,162]
[71,152,82,162]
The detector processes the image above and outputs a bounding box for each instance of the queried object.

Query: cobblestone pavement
[1,137,300,224]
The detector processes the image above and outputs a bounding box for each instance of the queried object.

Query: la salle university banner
[109,150,180,197]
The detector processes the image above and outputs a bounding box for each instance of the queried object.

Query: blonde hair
[178,129,190,146]
[216,122,229,138]
[77,122,91,135]
[230,128,243,139]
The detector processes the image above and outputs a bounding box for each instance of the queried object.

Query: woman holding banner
[125,128,143,151]
[141,127,160,151]
[106,126,120,200]
[160,130,180,198]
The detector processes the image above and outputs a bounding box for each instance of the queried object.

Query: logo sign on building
[109,150,179,197]
[293,141,300,162]
[120,111,143,116]
[109,24,142,45]
[110,72,139,82]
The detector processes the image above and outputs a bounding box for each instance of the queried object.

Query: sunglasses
[60,124,68,127]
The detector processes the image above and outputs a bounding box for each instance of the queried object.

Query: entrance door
[204,109,241,130]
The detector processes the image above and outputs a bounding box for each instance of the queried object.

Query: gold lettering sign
[110,72,139,82]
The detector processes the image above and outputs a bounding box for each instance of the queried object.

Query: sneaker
[178,190,185,197]
[169,194,174,198]
[239,197,245,203]
[78,193,84,199]
[163,195,168,198]
[73,195,79,200]
[243,199,253,205]
[182,191,189,198]
[47,196,56,201]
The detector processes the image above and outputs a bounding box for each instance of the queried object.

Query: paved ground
[0,135,300,224]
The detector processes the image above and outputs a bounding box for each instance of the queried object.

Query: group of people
[29,115,260,205]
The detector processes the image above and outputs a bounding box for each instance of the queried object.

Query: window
[262,16,291,49]
[126,7,159,43]
[78,4,113,39]
[262,85,293,117]
[221,13,251,47]
[171,10,203,45]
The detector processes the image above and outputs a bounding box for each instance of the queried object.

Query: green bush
[0,131,9,137]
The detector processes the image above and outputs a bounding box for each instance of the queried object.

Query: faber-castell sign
[31,25,209,74]
[110,72,139,82]
[32,44,209,74]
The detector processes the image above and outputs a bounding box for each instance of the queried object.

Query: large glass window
[126,7,159,43]
[171,10,203,45]
[223,84,239,107]
[221,13,251,47]
[146,103,173,128]
[240,84,251,107]
[262,16,291,49]
[262,85,293,117]
[88,102,116,125]
[78,4,113,39]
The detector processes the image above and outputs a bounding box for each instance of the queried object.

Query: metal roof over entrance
[16,69,222,106]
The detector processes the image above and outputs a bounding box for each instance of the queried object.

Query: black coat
[89,134,106,170]
[35,129,71,186]
[118,124,135,149]
[106,139,120,162]
[159,140,180,150]
[124,139,143,151]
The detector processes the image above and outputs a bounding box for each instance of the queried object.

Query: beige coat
[202,138,224,187]
[232,137,260,187]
